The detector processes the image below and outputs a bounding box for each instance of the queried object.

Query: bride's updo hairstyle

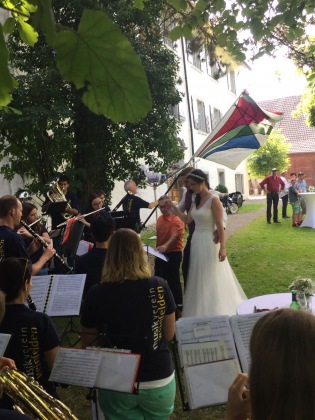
[187,169,210,207]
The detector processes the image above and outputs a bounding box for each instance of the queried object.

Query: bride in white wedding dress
[170,169,246,317]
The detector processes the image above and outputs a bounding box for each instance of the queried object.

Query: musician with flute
[0,196,55,275]
[18,202,51,275]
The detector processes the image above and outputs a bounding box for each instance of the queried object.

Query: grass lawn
[55,203,315,419]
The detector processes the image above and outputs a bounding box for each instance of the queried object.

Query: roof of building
[258,96,315,154]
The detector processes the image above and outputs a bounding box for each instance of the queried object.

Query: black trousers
[266,192,279,222]
[281,194,288,217]
[155,251,183,306]
[182,236,191,290]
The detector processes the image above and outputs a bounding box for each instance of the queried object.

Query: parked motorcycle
[219,191,244,214]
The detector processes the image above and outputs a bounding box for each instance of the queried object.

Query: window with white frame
[211,107,222,129]
[227,69,236,94]
[197,100,207,132]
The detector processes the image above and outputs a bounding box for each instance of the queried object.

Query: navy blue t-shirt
[75,248,107,297]
[0,304,60,396]
[81,276,175,382]
[122,195,150,232]
[0,226,29,261]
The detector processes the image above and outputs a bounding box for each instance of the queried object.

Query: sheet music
[94,349,140,393]
[181,341,227,366]
[175,316,239,368]
[49,348,102,388]
[229,312,265,372]
[143,245,168,261]
[32,274,86,316]
[0,334,11,357]
[47,274,86,317]
[49,347,140,392]
[76,240,94,256]
[184,360,240,409]
[31,275,52,313]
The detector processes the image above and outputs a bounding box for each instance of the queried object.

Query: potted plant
[289,276,314,311]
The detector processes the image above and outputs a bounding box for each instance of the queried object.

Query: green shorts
[98,376,176,420]
[291,201,300,214]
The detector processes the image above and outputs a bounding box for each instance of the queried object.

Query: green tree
[247,129,290,178]
[0,0,183,201]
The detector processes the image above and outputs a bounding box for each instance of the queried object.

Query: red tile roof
[258,96,315,154]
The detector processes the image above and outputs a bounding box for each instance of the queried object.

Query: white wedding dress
[183,195,247,317]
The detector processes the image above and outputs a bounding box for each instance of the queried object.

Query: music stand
[110,211,138,231]
[44,201,68,215]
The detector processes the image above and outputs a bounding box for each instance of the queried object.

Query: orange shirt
[156,213,184,252]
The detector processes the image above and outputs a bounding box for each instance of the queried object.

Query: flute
[20,221,73,273]
[56,207,106,228]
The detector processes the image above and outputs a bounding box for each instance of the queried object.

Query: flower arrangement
[307,186,315,192]
[289,276,314,297]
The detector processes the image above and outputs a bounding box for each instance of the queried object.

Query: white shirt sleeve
[177,189,187,212]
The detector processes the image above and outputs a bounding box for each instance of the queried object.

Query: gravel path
[225,198,266,240]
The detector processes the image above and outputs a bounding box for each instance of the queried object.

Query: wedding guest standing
[259,168,285,224]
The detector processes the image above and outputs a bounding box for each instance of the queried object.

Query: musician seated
[18,202,51,275]
[0,258,60,409]
[75,212,115,298]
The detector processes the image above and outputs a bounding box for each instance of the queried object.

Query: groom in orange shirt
[155,195,184,310]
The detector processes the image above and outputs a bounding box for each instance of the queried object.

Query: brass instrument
[0,368,78,419]
[47,181,72,220]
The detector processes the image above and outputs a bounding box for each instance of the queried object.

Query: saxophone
[0,368,78,419]
[47,181,72,220]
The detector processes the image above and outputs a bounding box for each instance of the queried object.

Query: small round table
[237,293,315,315]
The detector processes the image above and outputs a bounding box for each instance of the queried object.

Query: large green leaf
[55,9,152,123]
[0,25,18,106]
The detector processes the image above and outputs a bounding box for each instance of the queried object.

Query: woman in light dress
[169,169,246,317]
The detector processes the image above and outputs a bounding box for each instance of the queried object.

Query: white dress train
[183,195,247,317]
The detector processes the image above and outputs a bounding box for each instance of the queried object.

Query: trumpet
[0,368,78,419]
[47,181,72,220]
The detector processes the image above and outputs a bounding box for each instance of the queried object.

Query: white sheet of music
[184,359,240,409]
[49,347,140,392]
[49,348,102,388]
[30,275,51,313]
[143,245,168,261]
[175,316,239,368]
[229,312,265,372]
[0,334,11,357]
[47,274,86,316]
[181,341,228,366]
[32,274,86,316]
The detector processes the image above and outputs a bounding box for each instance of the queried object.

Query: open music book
[175,312,265,409]
[31,274,86,316]
[49,347,141,393]
[0,334,11,357]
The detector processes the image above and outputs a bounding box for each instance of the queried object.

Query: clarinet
[20,221,73,273]
[27,295,37,311]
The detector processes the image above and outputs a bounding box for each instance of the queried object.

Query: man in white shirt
[279,171,290,219]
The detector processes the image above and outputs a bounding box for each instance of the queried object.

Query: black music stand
[110,211,138,231]
[43,201,68,216]
[65,221,85,258]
